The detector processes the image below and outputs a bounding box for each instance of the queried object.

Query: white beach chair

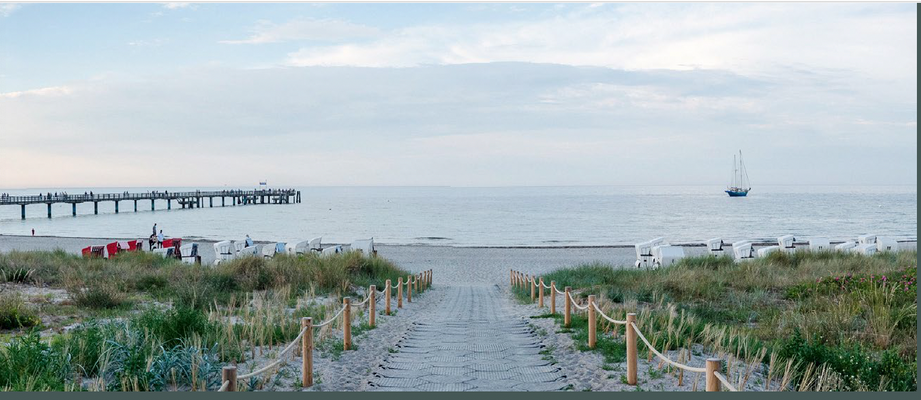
[286,240,310,255]
[777,235,796,254]
[322,245,343,256]
[706,238,725,254]
[180,243,198,264]
[853,243,877,255]
[835,241,857,252]
[153,247,172,258]
[350,238,376,256]
[876,237,899,252]
[238,245,258,257]
[857,234,877,246]
[757,245,781,258]
[233,241,247,255]
[653,245,685,268]
[261,243,277,258]
[275,242,287,254]
[309,237,323,252]
[732,240,755,261]
[214,240,236,265]
[808,237,831,251]
[635,237,667,268]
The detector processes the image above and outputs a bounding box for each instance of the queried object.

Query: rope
[554,287,565,295]
[713,371,738,391]
[312,305,346,328]
[630,322,706,373]
[592,302,627,325]
[217,380,230,392]
[568,292,589,311]
[237,324,308,379]
[542,282,551,289]
[352,289,373,306]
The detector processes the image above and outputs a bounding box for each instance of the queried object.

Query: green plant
[0,293,40,330]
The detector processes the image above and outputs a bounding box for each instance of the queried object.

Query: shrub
[0,293,40,330]
[67,278,129,309]
[0,332,72,391]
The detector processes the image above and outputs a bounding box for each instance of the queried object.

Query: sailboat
[725,150,751,197]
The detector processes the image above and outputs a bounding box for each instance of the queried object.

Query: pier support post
[94,202,98,215]
[72,203,76,216]
[210,197,213,207]
[302,317,313,388]
[134,200,137,212]
[115,201,118,213]
[626,313,638,385]
[47,203,51,218]
[167,199,171,210]
[151,200,155,211]
[222,197,225,207]
[21,204,25,220]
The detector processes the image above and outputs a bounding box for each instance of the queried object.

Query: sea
[0,185,916,247]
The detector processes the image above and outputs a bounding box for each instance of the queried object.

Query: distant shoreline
[1,234,916,249]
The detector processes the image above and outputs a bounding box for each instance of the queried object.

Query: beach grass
[0,250,409,391]
[516,250,917,391]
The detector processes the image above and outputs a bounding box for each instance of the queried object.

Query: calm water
[0,186,916,246]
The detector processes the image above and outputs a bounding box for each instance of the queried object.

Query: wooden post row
[369,285,376,327]
[706,359,721,392]
[564,286,572,327]
[302,317,314,386]
[587,295,596,349]
[550,281,556,314]
[343,297,351,350]
[626,313,637,385]
[385,280,392,315]
[222,366,237,392]
[538,277,545,308]
[397,277,403,308]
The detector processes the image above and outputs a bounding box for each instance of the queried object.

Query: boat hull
[725,190,749,197]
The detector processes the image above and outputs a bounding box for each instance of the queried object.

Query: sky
[0,2,916,188]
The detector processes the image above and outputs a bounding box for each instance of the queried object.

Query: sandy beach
[1,234,915,286]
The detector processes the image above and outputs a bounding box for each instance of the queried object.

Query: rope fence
[510,269,738,392]
[217,269,433,391]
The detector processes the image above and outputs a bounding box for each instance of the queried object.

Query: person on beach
[157,230,164,248]
[152,223,157,236]
[245,234,253,247]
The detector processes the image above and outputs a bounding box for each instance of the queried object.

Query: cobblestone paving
[368,285,567,391]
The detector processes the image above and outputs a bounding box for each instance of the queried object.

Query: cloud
[283,3,915,84]
[0,85,73,99]
[220,18,380,45]
[162,3,192,10]
[0,3,20,17]
[0,63,914,187]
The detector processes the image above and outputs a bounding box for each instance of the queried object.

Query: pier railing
[510,269,739,392]
[217,270,432,391]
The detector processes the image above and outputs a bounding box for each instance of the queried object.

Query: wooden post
[397,277,403,308]
[564,286,572,327]
[414,274,419,293]
[385,280,392,315]
[510,270,514,286]
[587,295,596,349]
[369,285,376,327]
[343,297,351,350]
[626,313,638,385]
[530,276,535,302]
[407,275,412,303]
[222,366,237,392]
[538,277,545,308]
[302,317,313,387]
[706,358,721,392]
[550,281,556,314]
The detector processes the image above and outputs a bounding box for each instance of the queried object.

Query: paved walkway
[368,285,566,391]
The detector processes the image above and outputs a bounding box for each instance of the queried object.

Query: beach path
[368,285,566,391]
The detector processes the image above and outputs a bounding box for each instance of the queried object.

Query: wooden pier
[0,189,301,219]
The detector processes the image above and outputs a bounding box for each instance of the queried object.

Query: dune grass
[517,250,917,391]
[0,249,414,391]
